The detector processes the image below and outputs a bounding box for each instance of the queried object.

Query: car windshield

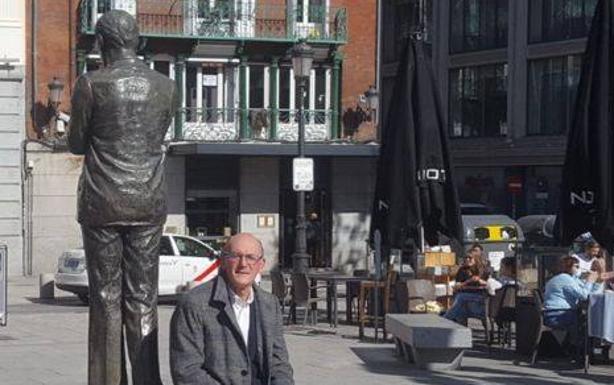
[174,236,214,258]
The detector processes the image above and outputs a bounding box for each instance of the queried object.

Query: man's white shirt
[230,288,254,347]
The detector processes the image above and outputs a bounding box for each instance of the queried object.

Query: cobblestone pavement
[1,277,613,385]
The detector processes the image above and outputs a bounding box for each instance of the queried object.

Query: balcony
[80,0,347,44]
[171,107,334,142]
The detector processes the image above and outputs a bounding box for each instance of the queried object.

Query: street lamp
[47,77,65,137]
[47,77,64,109]
[364,85,378,124]
[291,40,314,274]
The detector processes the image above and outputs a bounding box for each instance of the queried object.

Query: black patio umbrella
[556,0,614,249]
[370,37,462,259]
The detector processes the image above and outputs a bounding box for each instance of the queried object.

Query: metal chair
[270,270,292,315]
[516,289,565,365]
[288,273,327,325]
[489,285,517,347]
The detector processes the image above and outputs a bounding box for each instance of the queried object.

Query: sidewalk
[1,277,613,385]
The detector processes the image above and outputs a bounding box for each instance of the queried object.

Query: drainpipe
[375,0,382,138]
[31,0,37,134]
[24,0,38,276]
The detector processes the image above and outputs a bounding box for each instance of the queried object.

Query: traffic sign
[293,157,314,191]
[507,175,523,195]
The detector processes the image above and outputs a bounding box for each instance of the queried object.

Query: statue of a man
[67,10,176,385]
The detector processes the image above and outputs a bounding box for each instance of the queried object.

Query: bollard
[39,273,55,299]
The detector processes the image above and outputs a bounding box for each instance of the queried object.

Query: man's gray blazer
[170,275,294,385]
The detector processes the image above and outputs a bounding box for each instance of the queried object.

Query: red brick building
[24,0,379,275]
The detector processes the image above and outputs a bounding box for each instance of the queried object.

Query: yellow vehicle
[462,215,525,271]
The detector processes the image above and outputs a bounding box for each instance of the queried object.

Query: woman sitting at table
[543,256,603,353]
[443,253,489,325]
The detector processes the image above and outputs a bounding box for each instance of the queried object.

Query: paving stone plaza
[1,277,613,385]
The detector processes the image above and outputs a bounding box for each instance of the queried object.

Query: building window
[529,0,598,43]
[449,64,508,138]
[382,0,433,64]
[296,0,325,24]
[249,65,265,109]
[527,55,582,135]
[450,0,508,53]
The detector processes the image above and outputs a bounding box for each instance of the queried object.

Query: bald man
[170,233,294,385]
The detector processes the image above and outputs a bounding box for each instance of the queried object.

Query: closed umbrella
[370,37,462,260]
[556,0,614,249]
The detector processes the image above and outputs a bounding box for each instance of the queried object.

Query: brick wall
[26,0,78,139]
[333,0,377,141]
[26,0,378,141]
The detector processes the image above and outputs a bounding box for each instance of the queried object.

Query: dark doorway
[279,158,332,269]
[185,156,239,238]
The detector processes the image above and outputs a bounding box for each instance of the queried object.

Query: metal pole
[293,77,309,274]
[373,230,382,342]
[0,244,7,326]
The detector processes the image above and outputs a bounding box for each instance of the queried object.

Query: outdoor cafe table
[584,291,614,372]
[306,271,373,328]
[588,291,614,343]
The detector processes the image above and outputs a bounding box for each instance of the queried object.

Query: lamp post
[291,40,314,274]
[47,77,64,109]
[364,85,378,125]
[47,77,65,137]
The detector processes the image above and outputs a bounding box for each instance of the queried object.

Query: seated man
[170,233,294,385]
[543,255,602,356]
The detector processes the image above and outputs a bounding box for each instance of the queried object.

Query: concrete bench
[386,313,472,370]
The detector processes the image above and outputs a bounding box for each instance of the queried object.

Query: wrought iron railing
[80,0,347,43]
[174,107,332,142]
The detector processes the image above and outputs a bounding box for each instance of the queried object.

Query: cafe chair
[394,279,437,313]
[288,273,328,326]
[518,289,566,365]
[271,270,292,315]
[489,285,517,347]
[462,291,495,352]
[358,269,397,340]
[346,269,369,324]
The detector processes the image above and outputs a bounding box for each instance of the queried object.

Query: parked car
[55,234,221,304]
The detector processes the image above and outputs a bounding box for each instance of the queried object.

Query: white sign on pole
[293,157,314,191]
[202,74,218,86]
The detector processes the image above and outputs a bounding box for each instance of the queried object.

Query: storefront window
[529,0,598,43]
[449,63,508,138]
[527,55,582,135]
[450,0,508,53]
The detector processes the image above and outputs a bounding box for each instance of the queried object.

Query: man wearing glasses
[170,233,294,385]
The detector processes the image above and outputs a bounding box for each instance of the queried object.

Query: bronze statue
[67,10,177,385]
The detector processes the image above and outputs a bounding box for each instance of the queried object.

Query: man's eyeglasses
[222,252,263,264]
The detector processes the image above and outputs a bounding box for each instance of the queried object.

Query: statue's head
[95,10,139,54]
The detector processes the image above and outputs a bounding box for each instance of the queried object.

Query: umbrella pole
[420,224,426,253]
[374,230,382,343]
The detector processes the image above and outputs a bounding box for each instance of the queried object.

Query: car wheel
[78,293,89,305]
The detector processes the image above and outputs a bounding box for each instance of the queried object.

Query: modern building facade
[0,0,26,276]
[381,0,598,218]
[22,0,379,276]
